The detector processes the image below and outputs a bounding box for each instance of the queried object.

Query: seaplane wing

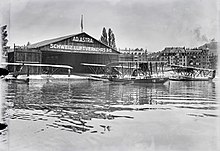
[106,61,167,68]
[106,62,138,69]
[169,64,214,72]
[81,63,106,67]
[1,62,73,69]
[81,62,136,76]
[24,63,73,69]
[81,62,137,69]
[109,61,167,64]
[109,65,136,69]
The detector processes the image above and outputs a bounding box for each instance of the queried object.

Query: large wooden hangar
[8,32,120,74]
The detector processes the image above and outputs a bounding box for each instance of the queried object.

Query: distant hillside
[199,41,218,55]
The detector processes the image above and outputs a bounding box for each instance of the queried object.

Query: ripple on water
[3,80,218,134]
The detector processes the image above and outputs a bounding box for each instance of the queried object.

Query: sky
[0,0,219,52]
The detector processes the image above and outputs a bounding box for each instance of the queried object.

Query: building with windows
[118,48,147,61]
[7,32,120,74]
[160,47,186,66]
[185,48,209,68]
[160,47,209,68]
[199,41,218,69]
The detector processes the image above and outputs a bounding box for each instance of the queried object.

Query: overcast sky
[1,0,219,52]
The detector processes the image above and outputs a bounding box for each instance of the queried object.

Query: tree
[108,28,113,47]
[111,33,116,49]
[100,27,117,49]
[108,28,116,49]
[100,27,108,45]
[27,41,31,46]
[1,25,8,56]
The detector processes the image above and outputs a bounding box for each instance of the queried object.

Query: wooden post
[150,62,152,75]
[27,66,30,76]
[68,69,71,77]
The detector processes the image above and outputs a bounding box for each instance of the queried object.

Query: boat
[108,75,132,83]
[133,76,169,83]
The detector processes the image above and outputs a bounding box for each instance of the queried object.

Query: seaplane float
[1,62,73,83]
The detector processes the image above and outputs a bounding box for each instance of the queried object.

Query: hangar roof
[28,32,120,54]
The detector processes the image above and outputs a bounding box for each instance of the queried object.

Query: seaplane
[0,62,73,83]
[81,61,169,84]
[168,64,216,81]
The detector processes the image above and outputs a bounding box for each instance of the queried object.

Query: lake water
[0,79,219,151]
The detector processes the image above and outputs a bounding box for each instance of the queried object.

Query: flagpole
[81,15,83,33]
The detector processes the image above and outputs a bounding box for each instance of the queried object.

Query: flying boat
[82,61,169,84]
[169,65,216,81]
[1,62,73,83]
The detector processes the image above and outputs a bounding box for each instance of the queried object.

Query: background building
[198,41,218,69]
[118,48,147,61]
[185,48,209,68]
[153,47,210,68]
[160,47,187,66]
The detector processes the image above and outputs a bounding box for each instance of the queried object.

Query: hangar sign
[72,36,93,43]
[49,44,112,53]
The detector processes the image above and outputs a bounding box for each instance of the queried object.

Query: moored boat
[134,76,169,83]
[108,75,132,84]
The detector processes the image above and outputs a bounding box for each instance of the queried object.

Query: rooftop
[27,34,75,49]
[27,32,120,53]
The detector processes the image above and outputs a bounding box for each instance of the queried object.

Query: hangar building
[8,32,120,74]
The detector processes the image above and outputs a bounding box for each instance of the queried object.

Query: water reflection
[3,80,218,134]
[0,80,8,150]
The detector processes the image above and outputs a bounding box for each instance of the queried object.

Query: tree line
[1,25,8,56]
[100,27,116,49]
